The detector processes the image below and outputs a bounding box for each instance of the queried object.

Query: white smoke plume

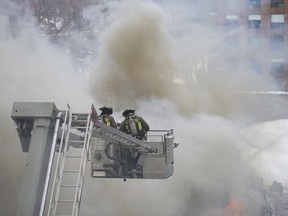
[1,0,288,216]
[84,1,286,216]
[0,1,90,215]
[86,1,285,216]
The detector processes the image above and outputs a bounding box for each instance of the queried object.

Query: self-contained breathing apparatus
[128,117,138,137]
[127,116,147,140]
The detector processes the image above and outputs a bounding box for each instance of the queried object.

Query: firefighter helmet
[122,108,135,117]
[99,106,113,115]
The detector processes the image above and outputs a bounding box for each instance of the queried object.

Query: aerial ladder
[11,102,178,216]
[47,110,93,216]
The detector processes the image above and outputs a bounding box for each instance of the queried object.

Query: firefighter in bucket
[119,108,150,141]
[99,106,117,128]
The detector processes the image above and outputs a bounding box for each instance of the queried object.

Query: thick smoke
[90,0,275,118]
[1,0,288,216]
[0,1,90,215]
[90,1,177,110]
[86,0,288,215]
[86,1,283,216]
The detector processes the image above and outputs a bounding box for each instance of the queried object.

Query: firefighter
[119,108,150,140]
[99,106,117,128]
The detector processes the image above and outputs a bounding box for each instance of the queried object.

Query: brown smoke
[86,1,283,216]
[90,1,275,119]
[1,1,286,216]
[90,1,177,110]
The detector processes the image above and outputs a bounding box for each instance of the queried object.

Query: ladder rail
[47,106,71,216]
[39,111,64,216]
[52,111,72,216]
[71,111,93,216]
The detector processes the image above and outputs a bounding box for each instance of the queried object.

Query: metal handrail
[47,105,71,216]
[39,112,63,216]
[71,107,93,216]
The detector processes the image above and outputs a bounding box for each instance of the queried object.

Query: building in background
[195,0,288,90]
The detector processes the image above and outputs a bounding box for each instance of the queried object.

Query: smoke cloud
[1,0,287,216]
[90,1,177,110]
[86,1,287,215]
[0,1,90,215]
[89,0,276,118]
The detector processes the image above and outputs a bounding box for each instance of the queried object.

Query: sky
[1,0,288,216]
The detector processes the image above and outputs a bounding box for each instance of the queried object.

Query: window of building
[248,35,261,50]
[226,58,239,70]
[225,35,239,48]
[271,14,285,29]
[248,59,261,73]
[248,14,261,29]
[271,35,285,50]
[271,59,285,74]
[249,0,261,8]
[225,15,239,29]
[271,0,284,7]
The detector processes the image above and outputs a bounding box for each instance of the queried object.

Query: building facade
[196,0,288,90]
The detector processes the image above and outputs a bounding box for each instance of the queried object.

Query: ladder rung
[63,170,80,172]
[71,123,87,126]
[71,126,87,129]
[61,184,78,187]
[72,113,88,116]
[72,119,87,121]
[56,215,73,216]
[55,215,72,216]
[72,113,88,115]
[58,200,75,203]
[66,155,82,158]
